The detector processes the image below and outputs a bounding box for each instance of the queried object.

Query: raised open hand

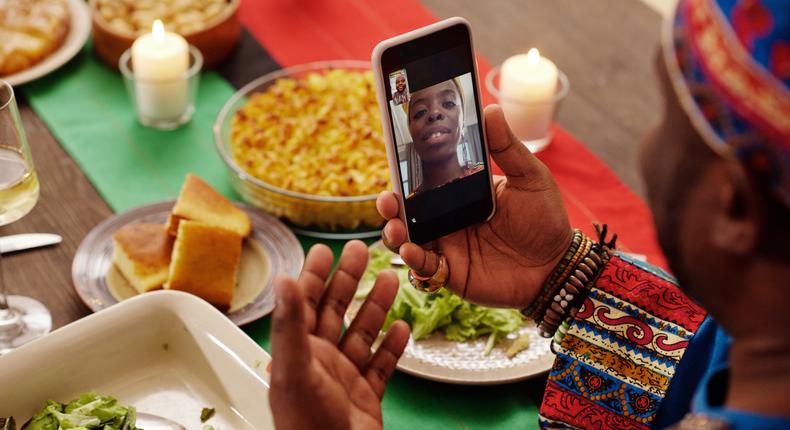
[377,105,573,309]
[269,240,410,430]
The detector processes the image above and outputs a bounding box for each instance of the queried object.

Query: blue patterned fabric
[654,316,720,427]
[539,255,707,429]
[665,0,790,207]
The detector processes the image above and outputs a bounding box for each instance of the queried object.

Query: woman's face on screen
[408,80,463,163]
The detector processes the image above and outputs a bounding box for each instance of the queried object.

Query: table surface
[2,0,662,396]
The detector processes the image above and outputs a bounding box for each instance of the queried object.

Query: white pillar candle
[131,20,189,121]
[499,48,558,142]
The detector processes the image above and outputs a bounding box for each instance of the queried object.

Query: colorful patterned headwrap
[663,0,790,208]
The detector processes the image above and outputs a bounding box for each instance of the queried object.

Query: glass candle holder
[486,66,569,153]
[119,45,203,130]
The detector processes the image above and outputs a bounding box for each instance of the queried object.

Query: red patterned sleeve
[538,253,707,429]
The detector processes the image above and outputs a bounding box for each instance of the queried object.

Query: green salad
[21,392,140,430]
[359,247,525,355]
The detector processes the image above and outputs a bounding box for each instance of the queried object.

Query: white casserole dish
[0,290,274,429]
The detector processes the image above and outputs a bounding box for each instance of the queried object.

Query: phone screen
[380,23,493,244]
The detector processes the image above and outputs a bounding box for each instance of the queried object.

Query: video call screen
[383,44,490,227]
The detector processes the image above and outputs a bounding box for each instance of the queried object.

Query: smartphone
[372,17,495,245]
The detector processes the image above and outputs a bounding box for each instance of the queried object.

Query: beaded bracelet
[537,244,602,337]
[525,224,617,339]
[521,230,584,319]
[529,233,591,323]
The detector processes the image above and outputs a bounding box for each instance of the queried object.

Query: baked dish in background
[94,0,232,36]
[230,69,390,197]
[90,0,240,68]
[0,0,70,76]
[215,61,389,238]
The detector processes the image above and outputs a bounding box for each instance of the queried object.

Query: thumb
[270,274,311,385]
[484,104,550,190]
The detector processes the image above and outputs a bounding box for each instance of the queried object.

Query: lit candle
[131,20,189,122]
[498,48,559,144]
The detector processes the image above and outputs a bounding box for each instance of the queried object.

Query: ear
[710,162,760,255]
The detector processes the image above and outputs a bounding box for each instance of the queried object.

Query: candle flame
[527,48,540,64]
[152,19,165,40]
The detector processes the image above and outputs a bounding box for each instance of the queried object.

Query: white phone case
[371,17,495,243]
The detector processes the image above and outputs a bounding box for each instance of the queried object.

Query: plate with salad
[348,242,555,384]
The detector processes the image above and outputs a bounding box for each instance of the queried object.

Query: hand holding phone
[372,17,495,245]
[377,104,574,308]
[372,18,573,308]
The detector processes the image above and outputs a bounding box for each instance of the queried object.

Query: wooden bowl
[89,0,241,69]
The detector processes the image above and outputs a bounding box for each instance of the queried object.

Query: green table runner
[26,45,236,210]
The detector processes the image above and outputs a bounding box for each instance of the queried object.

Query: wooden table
[2,0,663,341]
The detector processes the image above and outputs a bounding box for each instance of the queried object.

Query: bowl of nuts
[90,0,240,68]
[213,61,390,239]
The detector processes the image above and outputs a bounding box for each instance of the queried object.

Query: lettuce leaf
[356,247,410,299]
[365,248,523,346]
[21,393,140,430]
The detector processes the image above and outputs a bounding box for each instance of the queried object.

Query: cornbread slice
[112,224,174,294]
[165,220,242,310]
[166,174,251,237]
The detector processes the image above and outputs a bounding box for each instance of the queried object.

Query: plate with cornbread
[72,174,304,325]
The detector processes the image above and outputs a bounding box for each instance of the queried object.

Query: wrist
[517,227,575,310]
[522,225,616,339]
[521,229,583,317]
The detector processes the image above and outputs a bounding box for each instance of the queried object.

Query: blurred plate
[346,241,555,385]
[2,0,91,86]
[72,200,304,326]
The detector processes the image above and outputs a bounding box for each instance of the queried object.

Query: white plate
[347,242,555,385]
[385,322,555,385]
[2,0,91,87]
[0,290,275,428]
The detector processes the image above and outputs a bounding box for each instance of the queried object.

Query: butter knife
[0,233,62,254]
[0,416,16,430]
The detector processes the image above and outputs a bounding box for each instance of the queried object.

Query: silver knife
[0,233,62,254]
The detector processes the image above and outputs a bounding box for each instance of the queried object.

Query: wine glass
[0,80,51,354]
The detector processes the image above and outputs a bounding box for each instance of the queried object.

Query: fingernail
[273,276,288,308]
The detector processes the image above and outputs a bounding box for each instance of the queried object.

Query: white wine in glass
[0,79,51,354]
[0,145,39,225]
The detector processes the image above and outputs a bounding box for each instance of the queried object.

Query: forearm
[526,230,707,429]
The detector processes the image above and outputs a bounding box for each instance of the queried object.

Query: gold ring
[408,254,449,293]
